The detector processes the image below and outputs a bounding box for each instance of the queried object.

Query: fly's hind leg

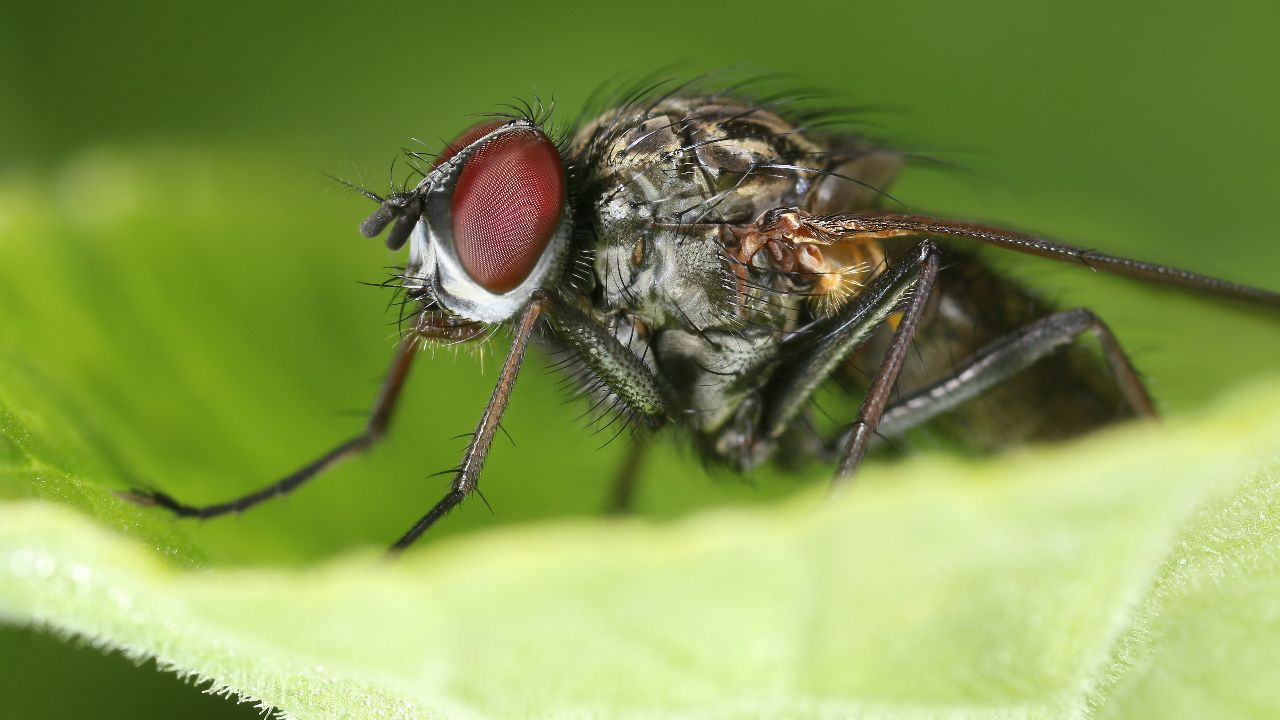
[762,239,942,488]
[830,243,939,483]
[604,435,649,515]
[873,307,1155,439]
[120,333,420,519]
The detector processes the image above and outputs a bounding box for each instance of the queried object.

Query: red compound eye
[449,125,564,293]
[433,120,505,169]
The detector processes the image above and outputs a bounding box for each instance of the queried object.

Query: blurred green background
[1,1,1277,717]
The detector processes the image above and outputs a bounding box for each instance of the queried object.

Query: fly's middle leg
[761,240,942,488]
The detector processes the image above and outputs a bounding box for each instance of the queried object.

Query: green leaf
[2,149,1279,719]
[1,379,1279,718]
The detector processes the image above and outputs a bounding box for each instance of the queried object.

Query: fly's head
[359,119,571,324]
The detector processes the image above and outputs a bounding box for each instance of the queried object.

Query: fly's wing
[805,143,906,216]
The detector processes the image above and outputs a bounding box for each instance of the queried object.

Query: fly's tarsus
[120,337,420,523]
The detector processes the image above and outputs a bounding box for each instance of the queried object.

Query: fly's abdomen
[847,244,1135,451]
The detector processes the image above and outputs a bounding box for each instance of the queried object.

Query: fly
[121,81,1280,552]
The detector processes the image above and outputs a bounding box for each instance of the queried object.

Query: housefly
[123,80,1280,551]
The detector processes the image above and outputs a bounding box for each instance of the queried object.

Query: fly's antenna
[321,169,384,204]
[357,189,423,250]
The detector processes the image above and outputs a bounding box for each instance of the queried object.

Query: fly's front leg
[390,297,545,552]
[762,240,941,488]
[390,293,669,551]
[121,331,421,518]
[873,308,1155,438]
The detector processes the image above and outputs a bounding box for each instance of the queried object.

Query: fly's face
[361,119,572,324]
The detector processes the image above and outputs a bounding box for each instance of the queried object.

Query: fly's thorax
[572,96,907,332]
[572,98,826,223]
[593,221,730,330]
[653,323,789,471]
[654,326,778,432]
[573,98,830,333]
